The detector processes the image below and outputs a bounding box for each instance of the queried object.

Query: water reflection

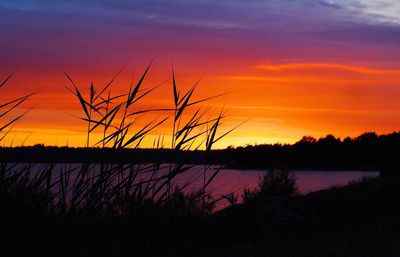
[185,169,379,199]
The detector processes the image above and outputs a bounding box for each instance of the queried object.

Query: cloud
[1,0,400,68]
[257,63,400,75]
[1,1,398,33]
[328,0,400,24]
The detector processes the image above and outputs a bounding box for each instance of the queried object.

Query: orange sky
[2,60,400,149]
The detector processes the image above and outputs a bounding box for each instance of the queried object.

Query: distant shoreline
[1,133,398,172]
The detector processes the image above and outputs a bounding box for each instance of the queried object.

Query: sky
[1,0,400,148]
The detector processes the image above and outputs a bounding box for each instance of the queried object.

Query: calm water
[174,168,379,209]
[202,169,379,197]
[14,163,379,207]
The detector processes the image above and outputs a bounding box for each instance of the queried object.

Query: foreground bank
[2,169,400,257]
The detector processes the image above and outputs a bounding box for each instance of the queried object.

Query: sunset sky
[1,0,400,148]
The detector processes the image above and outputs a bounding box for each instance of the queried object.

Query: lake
[8,163,379,208]
[203,169,379,195]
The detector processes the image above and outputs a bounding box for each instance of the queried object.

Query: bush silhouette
[242,169,298,204]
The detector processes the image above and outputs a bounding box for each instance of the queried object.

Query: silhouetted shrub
[242,169,298,204]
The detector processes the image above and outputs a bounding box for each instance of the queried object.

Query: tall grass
[0,73,33,143]
[1,65,236,219]
[63,64,236,211]
[0,66,239,256]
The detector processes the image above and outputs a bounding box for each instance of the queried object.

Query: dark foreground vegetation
[209,174,400,257]
[2,164,400,257]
